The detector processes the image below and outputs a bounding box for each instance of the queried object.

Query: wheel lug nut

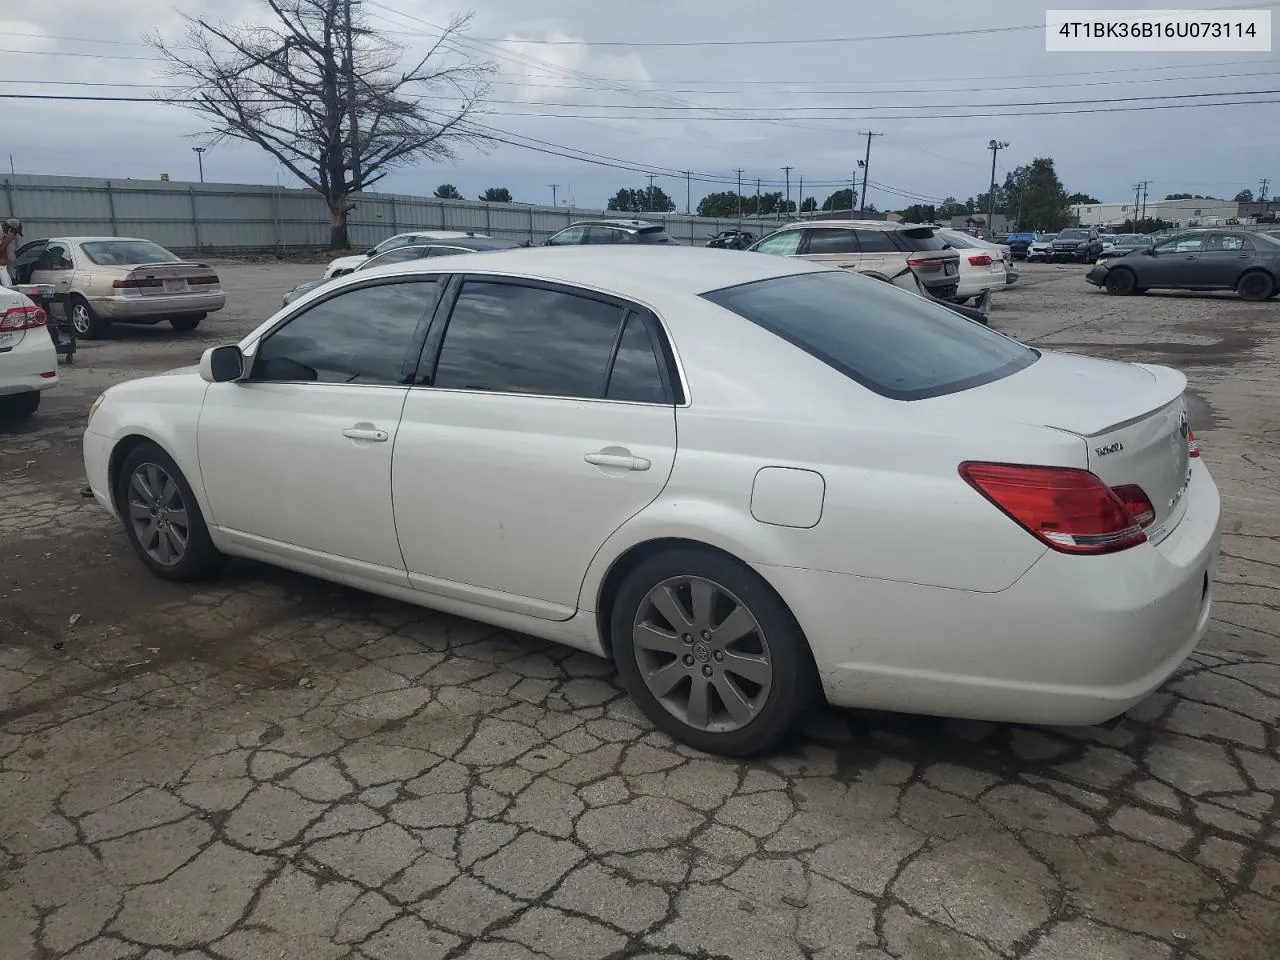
[701,665,713,678]
[701,630,711,640]
[682,634,693,645]
[683,654,694,667]
[713,650,724,662]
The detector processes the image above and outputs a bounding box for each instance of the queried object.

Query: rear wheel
[611,547,819,757]
[116,442,225,582]
[169,314,205,332]
[1104,269,1137,296]
[0,391,40,419]
[69,296,108,339]
[1237,271,1275,302]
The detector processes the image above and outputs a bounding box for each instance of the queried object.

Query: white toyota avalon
[82,246,1221,756]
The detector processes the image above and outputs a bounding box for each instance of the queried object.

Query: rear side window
[852,230,898,253]
[754,231,803,256]
[607,313,668,403]
[432,281,624,398]
[888,229,947,252]
[804,229,858,254]
[702,271,1036,401]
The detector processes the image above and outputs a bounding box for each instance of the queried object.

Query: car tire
[611,546,820,757]
[116,441,226,582]
[0,390,41,419]
[1237,271,1275,302]
[68,296,109,339]
[169,314,205,332]
[1104,269,1137,296]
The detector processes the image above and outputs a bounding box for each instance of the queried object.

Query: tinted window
[805,229,858,254]
[1204,234,1252,252]
[634,228,674,244]
[855,230,899,253]
[703,271,1036,401]
[584,226,625,244]
[362,247,430,269]
[607,313,667,403]
[254,280,437,385]
[754,231,803,255]
[887,229,946,252]
[35,243,73,270]
[432,281,623,398]
[425,246,469,257]
[80,240,179,266]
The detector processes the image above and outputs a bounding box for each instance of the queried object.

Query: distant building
[1071,198,1241,227]
[951,214,1011,233]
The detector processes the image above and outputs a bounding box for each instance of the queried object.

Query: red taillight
[959,462,1148,555]
[1187,427,1200,458]
[189,275,219,285]
[113,277,164,289]
[1111,484,1157,529]
[0,305,47,331]
[968,254,993,266]
[906,256,944,273]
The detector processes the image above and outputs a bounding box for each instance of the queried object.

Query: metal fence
[0,174,790,253]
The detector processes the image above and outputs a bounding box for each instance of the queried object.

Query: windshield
[80,240,180,266]
[1117,235,1148,246]
[702,270,1037,401]
[1057,229,1088,239]
[370,234,429,255]
[362,246,431,270]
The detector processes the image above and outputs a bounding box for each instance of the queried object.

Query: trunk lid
[934,351,1193,542]
[120,262,220,296]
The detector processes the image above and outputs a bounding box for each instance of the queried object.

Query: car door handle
[585,452,651,471]
[342,426,389,442]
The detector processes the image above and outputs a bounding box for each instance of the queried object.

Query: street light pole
[192,147,206,183]
[987,139,1009,231]
[858,131,882,217]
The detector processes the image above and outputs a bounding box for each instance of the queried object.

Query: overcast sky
[3,0,1277,211]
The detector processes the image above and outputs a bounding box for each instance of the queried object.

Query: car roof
[43,237,156,244]
[769,220,933,233]
[567,219,666,231]
[347,245,831,299]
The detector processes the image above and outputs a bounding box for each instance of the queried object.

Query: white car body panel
[323,232,489,278]
[937,230,1008,299]
[0,288,58,398]
[83,246,1222,728]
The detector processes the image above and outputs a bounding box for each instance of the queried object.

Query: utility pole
[858,131,883,217]
[755,178,761,219]
[1260,177,1271,203]
[986,139,1008,231]
[780,166,792,216]
[798,175,805,218]
[851,171,858,215]
[192,146,205,183]
[1132,183,1142,230]
[647,174,655,211]
[549,184,560,207]
[343,0,362,191]
[1139,180,1150,223]
[683,171,691,214]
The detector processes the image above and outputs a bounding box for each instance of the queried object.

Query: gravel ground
[1,260,1279,960]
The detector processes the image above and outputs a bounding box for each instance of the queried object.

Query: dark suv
[1050,227,1103,263]
[545,219,675,246]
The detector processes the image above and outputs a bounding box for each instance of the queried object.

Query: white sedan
[0,285,58,417]
[82,247,1221,755]
[324,231,491,278]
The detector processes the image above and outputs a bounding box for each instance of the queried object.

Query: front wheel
[1104,269,1137,296]
[611,547,819,756]
[1237,271,1275,302]
[169,314,205,332]
[116,442,226,581]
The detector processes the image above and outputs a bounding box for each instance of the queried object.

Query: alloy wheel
[632,576,773,733]
[71,303,92,335]
[126,462,190,566]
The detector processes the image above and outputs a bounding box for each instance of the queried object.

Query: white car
[82,246,1221,756]
[1026,234,1057,261]
[0,285,58,418]
[324,231,491,278]
[936,228,1010,306]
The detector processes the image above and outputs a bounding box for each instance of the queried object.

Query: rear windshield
[941,233,977,249]
[702,270,1037,401]
[891,228,948,252]
[634,228,674,244]
[80,240,180,266]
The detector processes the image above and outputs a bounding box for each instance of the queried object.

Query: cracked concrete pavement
[2,260,1279,959]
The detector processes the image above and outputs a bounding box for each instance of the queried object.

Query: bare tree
[149,1,493,248]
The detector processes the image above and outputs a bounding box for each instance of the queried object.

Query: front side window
[548,226,586,246]
[1155,235,1205,255]
[804,229,858,254]
[703,270,1036,401]
[753,231,803,256]
[36,243,73,271]
[432,280,625,398]
[80,240,179,266]
[253,280,437,385]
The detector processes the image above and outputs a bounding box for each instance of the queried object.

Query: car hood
[160,364,199,377]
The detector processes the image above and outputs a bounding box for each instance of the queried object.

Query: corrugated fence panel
[1,174,787,252]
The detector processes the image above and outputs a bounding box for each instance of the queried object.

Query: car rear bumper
[759,459,1221,727]
[90,292,226,319]
[0,333,59,395]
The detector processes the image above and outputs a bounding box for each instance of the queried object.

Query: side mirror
[200,345,245,383]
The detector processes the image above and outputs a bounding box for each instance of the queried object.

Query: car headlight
[87,392,106,428]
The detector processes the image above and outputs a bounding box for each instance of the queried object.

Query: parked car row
[1087,228,1280,300]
